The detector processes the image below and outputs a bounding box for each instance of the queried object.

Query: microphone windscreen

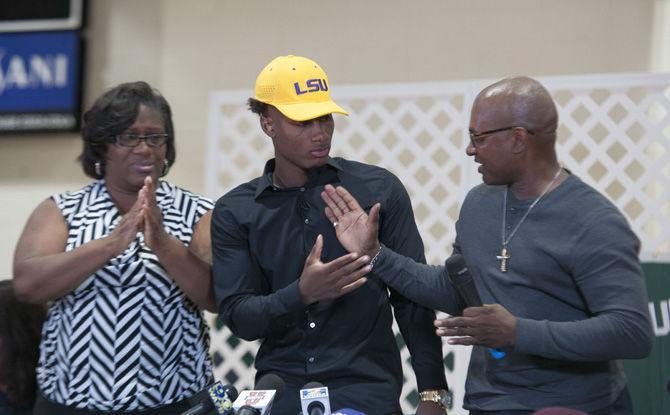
[223,384,239,401]
[237,406,261,415]
[255,373,285,399]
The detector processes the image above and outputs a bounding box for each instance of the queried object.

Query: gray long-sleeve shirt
[372,174,652,412]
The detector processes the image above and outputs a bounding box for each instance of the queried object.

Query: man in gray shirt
[320,76,653,414]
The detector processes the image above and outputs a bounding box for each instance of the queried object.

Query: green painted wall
[623,263,670,415]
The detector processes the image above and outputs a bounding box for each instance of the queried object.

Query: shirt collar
[255,157,344,199]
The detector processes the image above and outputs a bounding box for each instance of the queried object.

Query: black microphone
[300,381,331,415]
[237,405,261,415]
[255,373,285,398]
[446,254,482,308]
[180,382,238,415]
[234,373,286,415]
[446,254,505,359]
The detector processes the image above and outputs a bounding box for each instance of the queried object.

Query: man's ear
[510,128,528,154]
[260,114,274,137]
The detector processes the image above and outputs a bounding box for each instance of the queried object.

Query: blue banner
[0,31,79,111]
[0,30,81,132]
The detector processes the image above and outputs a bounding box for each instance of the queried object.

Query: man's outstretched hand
[321,184,381,258]
[298,234,371,305]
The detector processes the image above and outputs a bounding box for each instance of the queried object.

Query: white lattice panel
[548,73,670,262]
[205,72,670,414]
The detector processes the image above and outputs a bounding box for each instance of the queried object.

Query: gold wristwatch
[419,388,452,410]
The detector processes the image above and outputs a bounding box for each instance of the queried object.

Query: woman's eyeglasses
[111,133,168,147]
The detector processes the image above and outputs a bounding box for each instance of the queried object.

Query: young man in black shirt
[211,55,449,415]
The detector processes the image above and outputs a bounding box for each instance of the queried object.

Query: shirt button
[304,218,310,224]
[309,322,316,329]
[308,357,315,363]
[300,187,305,192]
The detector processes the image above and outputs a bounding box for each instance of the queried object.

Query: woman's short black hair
[79,81,176,178]
[247,97,269,116]
[0,280,46,409]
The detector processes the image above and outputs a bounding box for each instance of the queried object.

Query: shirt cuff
[276,279,308,314]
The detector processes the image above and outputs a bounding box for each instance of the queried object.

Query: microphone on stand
[254,373,285,396]
[233,373,285,415]
[300,381,331,415]
[446,254,506,359]
[180,381,238,415]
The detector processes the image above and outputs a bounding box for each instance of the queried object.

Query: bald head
[475,76,558,140]
[468,77,563,189]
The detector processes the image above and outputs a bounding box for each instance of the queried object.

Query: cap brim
[273,101,349,121]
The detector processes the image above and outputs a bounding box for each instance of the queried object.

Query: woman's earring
[94,161,102,177]
[161,159,169,177]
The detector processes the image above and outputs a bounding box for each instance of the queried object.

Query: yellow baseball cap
[254,55,349,121]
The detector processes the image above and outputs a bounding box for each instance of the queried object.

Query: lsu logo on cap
[294,78,329,95]
[254,55,349,121]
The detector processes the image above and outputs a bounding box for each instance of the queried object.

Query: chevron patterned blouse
[37,180,214,412]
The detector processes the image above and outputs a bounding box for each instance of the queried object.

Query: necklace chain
[501,168,563,247]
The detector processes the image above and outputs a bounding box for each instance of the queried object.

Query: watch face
[443,389,453,408]
[434,389,452,407]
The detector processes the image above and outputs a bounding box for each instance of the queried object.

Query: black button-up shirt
[212,157,447,415]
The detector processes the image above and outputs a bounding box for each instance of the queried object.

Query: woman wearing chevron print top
[13,81,215,414]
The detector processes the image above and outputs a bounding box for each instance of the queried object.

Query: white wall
[0,0,659,276]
